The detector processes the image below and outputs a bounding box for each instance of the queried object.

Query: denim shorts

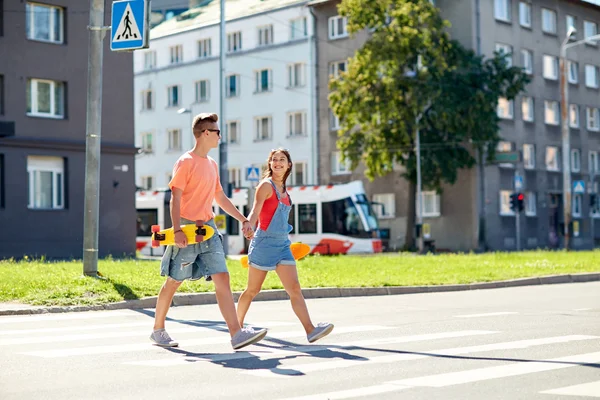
[160,218,228,282]
[247,233,296,271]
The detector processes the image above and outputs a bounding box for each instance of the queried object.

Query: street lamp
[559,28,600,249]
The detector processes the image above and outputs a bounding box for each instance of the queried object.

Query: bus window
[137,209,158,237]
[322,197,370,238]
[355,194,379,230]
[298,204,317,234]
[288,204,296,233]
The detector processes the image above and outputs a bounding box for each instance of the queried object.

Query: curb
[1,272,598,316]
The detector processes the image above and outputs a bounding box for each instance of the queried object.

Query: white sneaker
[307,322,334,343]
[150,329,179,347]
[231,327,268,350]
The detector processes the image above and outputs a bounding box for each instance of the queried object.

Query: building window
[497,97,513,119]
[495,43,513,67]
[227,31,242,52]
[195,80,209,102]
[566,15,576,35]
[585,65,599,88]
[141,90,153,110]
[543,55,558,80]
[287,63,306,87]
[290,17,307,39]
[228,167,241,187]
[523,144,535,169]
[521,49,533,74]
[589,151,599,174]
[500,190,515,216]
[570,104,580,128]
[26,2,64,44]
[141,176,153,190]
[167,129,181,151]
[544,100,559,125]
[329,109,340,130]
[257,25,273,46]
[167,85,179,107]
[255,69,272,93]
[288,111,307,137]
[27,156,64,210]
[0,74,4,115]
[331,151,350,175]
[169,45,183,64]
[519,2,531,27]
[494,0,511,22]
[26,78,64,118]
[227,121,239,144]
[587,107,600,131]
[572,194,582,218]
[584,21,598,45]
[197,38,211,58]
[144,51,156,70]
[419,191,441,217]
[571,149,581,172]
[525,192,536,216]
[291,162,307,185]
[329,60,348,78]
[254,116,272,141]
[328,15,348,39]
[372,193,395,218]
[226,74,240,97]
[141,132,153,153]
[521,97,534,122]
[541,8,557,34]
[568,61,578,84]
[546,146,560,171]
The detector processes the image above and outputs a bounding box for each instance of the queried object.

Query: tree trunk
[404,179,416,251]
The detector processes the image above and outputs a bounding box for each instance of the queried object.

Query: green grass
[0,251,598,306]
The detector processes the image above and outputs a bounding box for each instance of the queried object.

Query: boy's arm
[170,187,187,247]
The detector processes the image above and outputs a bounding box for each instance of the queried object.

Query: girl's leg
[236,266,268,327]
[275,264,315,334]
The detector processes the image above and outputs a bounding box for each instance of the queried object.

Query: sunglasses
[206,129,221,137]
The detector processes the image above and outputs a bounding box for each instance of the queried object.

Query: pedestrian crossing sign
[246,167,260,182]
[110,0,150,52]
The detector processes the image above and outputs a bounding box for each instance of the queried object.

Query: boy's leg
[153,277,182,330]
[237,267,269,327]
[210,272,242,337]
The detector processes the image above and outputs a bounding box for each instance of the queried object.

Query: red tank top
[258,185,291,230]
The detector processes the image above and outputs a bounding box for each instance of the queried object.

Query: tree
[329,0,530,249]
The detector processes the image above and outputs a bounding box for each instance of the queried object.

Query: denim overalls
[247,180,296,271]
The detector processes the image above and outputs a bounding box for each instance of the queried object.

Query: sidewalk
[1,272,598,316]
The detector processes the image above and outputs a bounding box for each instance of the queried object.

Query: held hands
[242,220,254,240]
[174,230,188,248]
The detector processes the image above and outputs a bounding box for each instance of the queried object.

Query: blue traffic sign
[573,180,585,194]
[110,0,149,52]
[514,174,523,190]
[246,167,260,182]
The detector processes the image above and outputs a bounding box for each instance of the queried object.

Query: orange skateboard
[151,220,215,248]
[241,242,311,268]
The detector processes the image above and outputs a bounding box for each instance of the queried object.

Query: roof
[151,0,309,39]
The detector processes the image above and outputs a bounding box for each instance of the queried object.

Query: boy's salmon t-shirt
[169,152,223,222]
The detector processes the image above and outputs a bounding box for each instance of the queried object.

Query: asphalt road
[1,282,599,400]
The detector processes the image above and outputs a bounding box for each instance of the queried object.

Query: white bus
[135,180,382,256]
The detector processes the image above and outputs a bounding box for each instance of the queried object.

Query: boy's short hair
[192,113,219,137]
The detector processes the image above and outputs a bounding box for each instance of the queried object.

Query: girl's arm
[247,181,273,229]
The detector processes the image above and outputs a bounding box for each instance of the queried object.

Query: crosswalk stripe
[0,311,133,324]
[455,312,518,318]
[540,380,600,397]
[246,335,599,378]
[20,325,391,358]
[278,351,600,399]
[126,330,498,367]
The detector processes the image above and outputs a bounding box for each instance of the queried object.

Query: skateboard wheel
[195,235,204,242]
[196,219,204,227]
[151,225,160,233]
[151,240,160,248]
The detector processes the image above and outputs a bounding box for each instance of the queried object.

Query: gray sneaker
[307,322,334,343]
[231,327,268,350]
[150,329,179,347]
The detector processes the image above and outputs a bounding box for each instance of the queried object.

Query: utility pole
[219,0,229,255]
[559,38,572,251]
[83,0,107,276]
[514,170,521,251]
[415,121,423,254]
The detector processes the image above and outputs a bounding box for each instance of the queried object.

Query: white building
[134,0,317,191]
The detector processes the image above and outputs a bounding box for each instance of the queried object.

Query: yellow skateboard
[151,220,215,248]
[241,242,311,268]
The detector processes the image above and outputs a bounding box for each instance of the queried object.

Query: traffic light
[510,192,525,212]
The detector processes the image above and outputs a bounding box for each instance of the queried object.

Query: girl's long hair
[262,148,293,190]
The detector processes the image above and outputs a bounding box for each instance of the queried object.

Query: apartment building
[134,0,317,194]
[309,0,600,251]
[0,0,137,259]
